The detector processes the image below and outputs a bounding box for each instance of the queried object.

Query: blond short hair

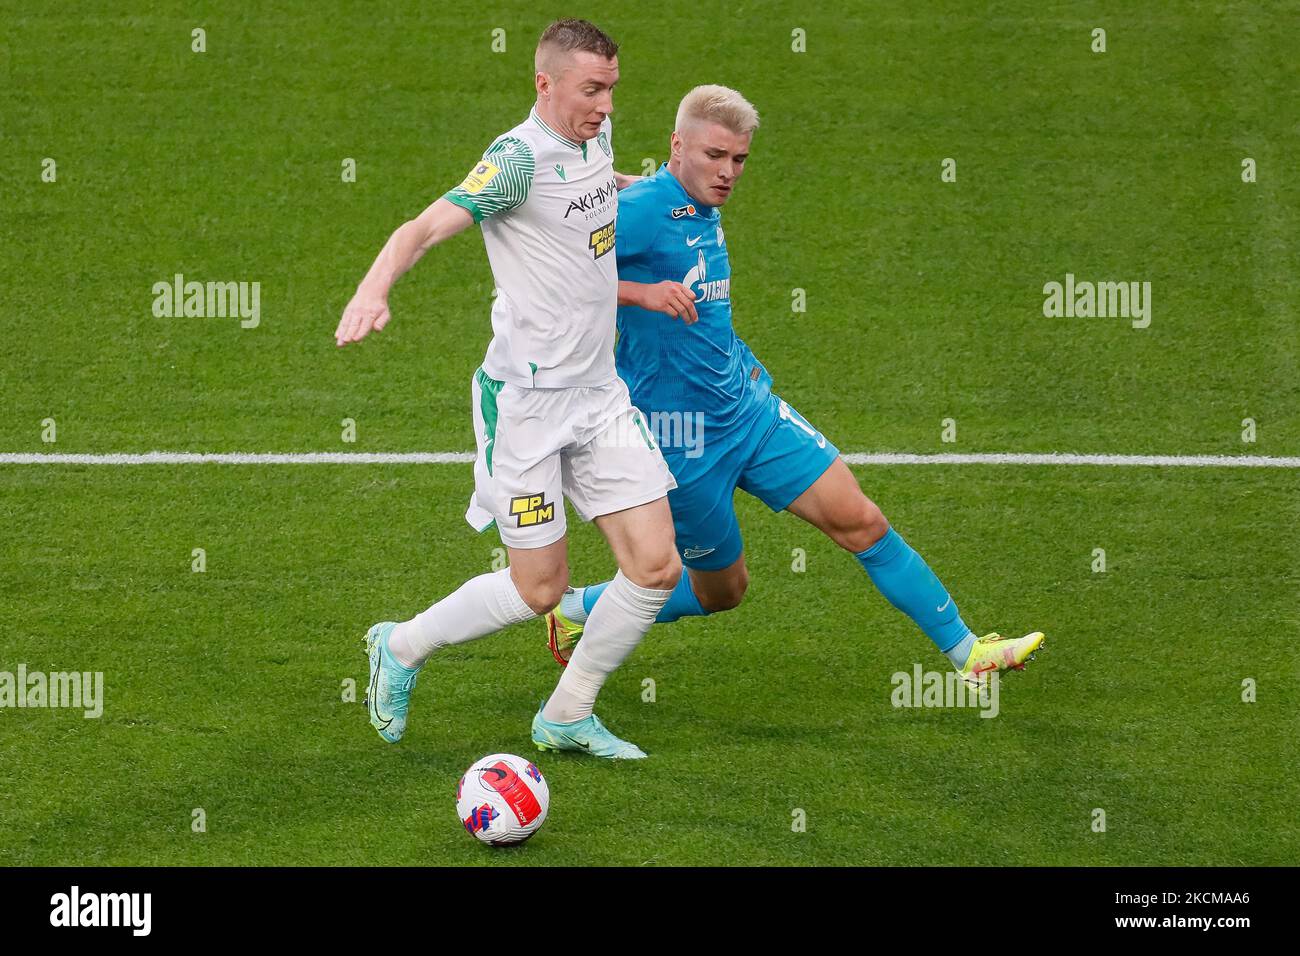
[674,85,760,136]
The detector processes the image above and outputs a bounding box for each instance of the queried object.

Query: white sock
[542,571,672,723]
[944,630,978,668]
[389,567,535,667]
[540,661,606,724]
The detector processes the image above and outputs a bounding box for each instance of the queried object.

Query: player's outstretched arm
[335,198,475,347]
[614,171,644,190]
[618,280,698,324]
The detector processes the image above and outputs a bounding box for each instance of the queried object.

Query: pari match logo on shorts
[510,492,555,527]
[458,159,502,194]
[588,220,615,259]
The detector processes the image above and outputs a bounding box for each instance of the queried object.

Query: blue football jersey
[614,164,771,438]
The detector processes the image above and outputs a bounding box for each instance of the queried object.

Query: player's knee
[835,496,889,554]
[514,568,570,616]
[627,550,682,592]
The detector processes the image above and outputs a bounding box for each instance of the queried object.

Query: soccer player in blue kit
[547,85,1046,693]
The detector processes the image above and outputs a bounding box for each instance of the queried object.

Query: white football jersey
[445,107,618,389]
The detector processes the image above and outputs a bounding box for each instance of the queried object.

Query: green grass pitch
[2,1,1297,865]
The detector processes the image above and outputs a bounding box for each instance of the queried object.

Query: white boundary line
[1,451,1298,468]
[839,452,1300,468]
[0,452,475,465]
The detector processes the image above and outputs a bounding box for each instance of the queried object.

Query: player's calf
[788,461,979,659]
[690,560,748,612]
[825,494,891,555]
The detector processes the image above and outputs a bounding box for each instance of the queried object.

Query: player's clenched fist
[639,281,698,324]
[335,290,391,347]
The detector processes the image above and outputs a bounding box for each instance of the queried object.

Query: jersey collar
[657,163,720,219]
[530,106,586,156]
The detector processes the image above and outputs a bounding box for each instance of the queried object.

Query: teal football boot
[363,622,420,743]
[531,705,647,760]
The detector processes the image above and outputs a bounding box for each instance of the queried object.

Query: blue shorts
[662,391,840,571]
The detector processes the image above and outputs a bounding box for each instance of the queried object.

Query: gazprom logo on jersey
[682,249,729,304]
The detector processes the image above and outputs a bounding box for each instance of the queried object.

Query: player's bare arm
[334,197,474,347]
[618,279,698,323]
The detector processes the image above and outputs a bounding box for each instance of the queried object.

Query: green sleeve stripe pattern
[444,137,534,222]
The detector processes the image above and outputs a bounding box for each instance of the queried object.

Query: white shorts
[464,367,677,549]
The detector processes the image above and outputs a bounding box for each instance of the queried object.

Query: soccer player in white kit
[335,19,679,759]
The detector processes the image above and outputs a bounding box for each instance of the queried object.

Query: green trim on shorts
[475,367,505,476]
[632,412,656,450]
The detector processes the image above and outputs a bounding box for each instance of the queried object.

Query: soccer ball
[456,753,550,846]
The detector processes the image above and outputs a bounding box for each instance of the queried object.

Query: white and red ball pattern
[456,753,550,846]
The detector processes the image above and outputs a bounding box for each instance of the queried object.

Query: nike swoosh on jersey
[685,234,704,247]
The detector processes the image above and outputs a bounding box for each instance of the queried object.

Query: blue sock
[578,569,706,624]
[855,527,972,657]
[579,583,605,617]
